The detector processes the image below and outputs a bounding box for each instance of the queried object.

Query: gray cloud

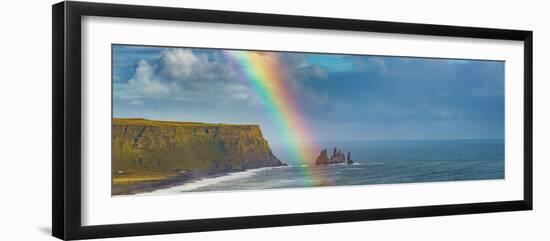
[115,49,331,110]
[115,49,253,106]
[276,53,330,108]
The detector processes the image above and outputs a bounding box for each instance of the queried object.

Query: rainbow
[222,50,328,186]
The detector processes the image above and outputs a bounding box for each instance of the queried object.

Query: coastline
[112,164,287,196]
[112,118,286,195]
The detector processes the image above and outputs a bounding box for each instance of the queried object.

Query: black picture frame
[52,1,533,240]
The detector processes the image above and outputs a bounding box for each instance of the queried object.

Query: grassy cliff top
[112,118,259,128]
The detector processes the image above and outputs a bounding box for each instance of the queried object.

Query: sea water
[142,139,504,194]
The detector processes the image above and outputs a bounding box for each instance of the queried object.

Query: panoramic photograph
[111,44,505,196]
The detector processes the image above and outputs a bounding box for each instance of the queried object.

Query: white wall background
[0,0,547,240]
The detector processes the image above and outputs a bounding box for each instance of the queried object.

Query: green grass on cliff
[112,118,281,190]
[113,118,258,128]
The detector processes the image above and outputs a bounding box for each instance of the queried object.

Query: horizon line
[269,138,505,144]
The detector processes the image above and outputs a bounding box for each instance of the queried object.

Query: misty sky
[112,45,504,143]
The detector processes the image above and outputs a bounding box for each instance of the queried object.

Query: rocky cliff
[315,147,353,165]
[112,118,284,176]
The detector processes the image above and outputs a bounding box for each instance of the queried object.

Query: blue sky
[113,45,504,142]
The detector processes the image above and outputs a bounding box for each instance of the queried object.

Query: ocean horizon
[135,139,504,195]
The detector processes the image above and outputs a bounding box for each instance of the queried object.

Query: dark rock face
[315,149,330,165]
[346,152,354,165]
[315,147,353,165]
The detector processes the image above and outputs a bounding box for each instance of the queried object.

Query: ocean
[143,139,504,195]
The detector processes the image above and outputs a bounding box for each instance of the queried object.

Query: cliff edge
[112,118,284,193]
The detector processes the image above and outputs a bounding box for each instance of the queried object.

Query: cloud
[262,52,331,109]
[348,56,387,74]
[294,65,328,80]
[128,60,170,96]
[159,48,234,84]
[115,48,335,111]
[115,48,249,105]
[113,46,505,140]
[161,48,200,79]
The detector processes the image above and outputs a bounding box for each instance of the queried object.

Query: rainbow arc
[223,50,329,186]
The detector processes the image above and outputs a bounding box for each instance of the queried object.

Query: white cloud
[161,48,200,79]
[115,49,332,110]
[127,60,170,97]
[116,49,250,106]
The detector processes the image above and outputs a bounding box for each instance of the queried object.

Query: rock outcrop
[112,118,285,176]
[315,147,353,165]
[346,151,354,165]
[315,149,330,164]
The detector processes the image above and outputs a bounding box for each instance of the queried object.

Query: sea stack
[315,149,330,165]
[346,152,354,165]
[315,147,353,165]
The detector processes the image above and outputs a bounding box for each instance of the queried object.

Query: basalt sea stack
[315,147,353,165]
